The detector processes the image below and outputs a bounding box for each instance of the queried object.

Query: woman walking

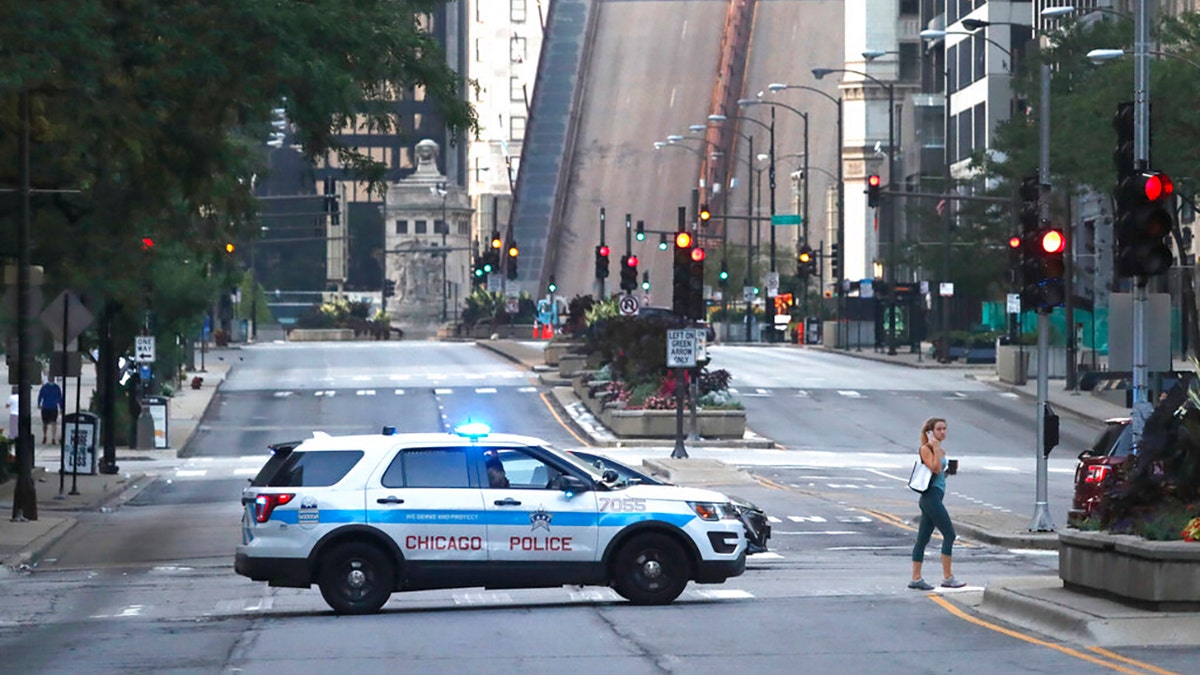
[908,417,966,590]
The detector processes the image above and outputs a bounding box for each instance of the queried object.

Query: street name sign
[771,214,803,226]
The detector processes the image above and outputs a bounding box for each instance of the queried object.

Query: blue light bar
[453,422,491,440]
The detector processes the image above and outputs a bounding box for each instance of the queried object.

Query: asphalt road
[0,342,1190,675]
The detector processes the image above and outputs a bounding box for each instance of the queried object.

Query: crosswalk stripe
[394,389,406,396]
[787,515,827,523]
[355,390,376,396]
[475,387,497,394]
[434,388,453,395]
[175,470,206,478]
[838,390,862,398]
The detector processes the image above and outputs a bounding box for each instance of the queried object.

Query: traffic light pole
[598,208,607,299]
[1029,64,1055,533]
[1131,0,1152,449]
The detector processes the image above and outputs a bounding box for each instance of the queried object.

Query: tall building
[465,1,543,277]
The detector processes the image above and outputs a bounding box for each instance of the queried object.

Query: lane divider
[539,392,591,447]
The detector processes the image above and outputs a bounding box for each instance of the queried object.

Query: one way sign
[134,336,156,363]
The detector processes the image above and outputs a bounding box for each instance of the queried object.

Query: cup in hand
[947,459,959,475]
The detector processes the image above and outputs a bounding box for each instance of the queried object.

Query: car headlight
[689,501,740,521]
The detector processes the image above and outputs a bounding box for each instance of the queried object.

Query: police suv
[235,424,747,614]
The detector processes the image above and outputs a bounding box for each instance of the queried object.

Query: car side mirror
[558,474,591,495]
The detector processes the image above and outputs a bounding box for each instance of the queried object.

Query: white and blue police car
[235,423,747,614]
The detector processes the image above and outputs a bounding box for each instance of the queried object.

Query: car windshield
[1090,423,1132,458]
[536,443,607,481]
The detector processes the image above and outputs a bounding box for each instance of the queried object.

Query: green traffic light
[474,268,484,277]
[641,281,650,291]
[483,264,493,273]
[636,232,645,241]
[548,284,558,293]
[719,270,728,280]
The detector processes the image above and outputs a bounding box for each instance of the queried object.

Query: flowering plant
[1184,517,1200,542]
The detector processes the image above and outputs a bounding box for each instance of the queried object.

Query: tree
[0,0,478,514]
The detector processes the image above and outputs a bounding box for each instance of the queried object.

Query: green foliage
[0,0,478,390]
[460,289,537,329]
[563,295,595,336]
[1096,359,1200,538]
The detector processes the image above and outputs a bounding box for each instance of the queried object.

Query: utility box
[63,411,100,475]
[141,396,169,449]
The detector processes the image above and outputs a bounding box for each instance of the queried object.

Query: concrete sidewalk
[0,348,236,570]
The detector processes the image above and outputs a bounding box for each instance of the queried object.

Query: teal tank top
[929,457,947,492]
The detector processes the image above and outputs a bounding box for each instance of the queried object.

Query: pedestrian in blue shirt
[37,377,64,445]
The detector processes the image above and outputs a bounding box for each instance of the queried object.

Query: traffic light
[224,242,235,254]
[548,276,558,294]
[506,241,519,280]
[672,231,693,317]
[141,236,155,251]
[658,233,668,251]
[595,244,610,279]
[796,245,815,278]
[866,174,882,208]
[699,203,711,224]
[718,260,729,287]
[830,242,841,279]
[641,271,651,292]
[472,259,487,285]
[635,221,646,241]
[1018,176,1066,311]
[687,245,706,320]
[1115,171,1175,277]
[1007,233,1022,289]
[323,177,339,226]
[619,254,639,292]
[383,279,396,298]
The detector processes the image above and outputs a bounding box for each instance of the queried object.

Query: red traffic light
[626,255,638,267]
[675,232,692,249]
[598,245,610,257]
[1008,235,1021,250]
[1143,172,1174,201]
[141,237,155,250]
[691,247,706,262]
[1040,230,1066,255]
[867,174,881,188]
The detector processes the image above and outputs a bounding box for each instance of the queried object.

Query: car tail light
[254,493,295,523]
[1085,465,1111,484]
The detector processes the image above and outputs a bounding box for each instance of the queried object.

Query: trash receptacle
[140,396,170,449]
[63,411,100,475]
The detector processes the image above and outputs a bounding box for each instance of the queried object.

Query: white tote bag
[908,459,933,493]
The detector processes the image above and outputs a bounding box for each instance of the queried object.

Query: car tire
[318,542,395,615]
[612,533,690,605]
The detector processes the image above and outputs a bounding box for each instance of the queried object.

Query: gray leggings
[912,487,956,562]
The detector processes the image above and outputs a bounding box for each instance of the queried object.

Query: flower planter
[573,376,745,439]
[558,354,589,378]
[544,340,582,367]
[1059,529,1200,610]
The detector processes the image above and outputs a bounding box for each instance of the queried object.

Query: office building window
[511,37,526,63]
[957,41,971,91]
[510,76,523,102]
[973,103,986,152]
[512,0,527,22]
[899,43,921,82]
[948,113,957,164]
[459,220,470,236]
[396,220,408,235]
[973,33,985,82]
[511,116,526,141]
[415,220,427,234]
[957,112,972,162]
[947,45,957,94]
[475,38,482,62]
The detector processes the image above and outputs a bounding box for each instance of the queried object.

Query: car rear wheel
[612,533,690,605]
[318,542,394,615]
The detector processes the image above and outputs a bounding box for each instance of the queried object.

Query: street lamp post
[769,83,843,346]
[813,67,896,354]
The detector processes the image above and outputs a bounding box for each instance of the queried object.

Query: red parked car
[1067,417,1132,527]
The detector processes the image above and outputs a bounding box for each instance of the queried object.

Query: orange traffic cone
[533,322,540,339]
[543,323,554,340]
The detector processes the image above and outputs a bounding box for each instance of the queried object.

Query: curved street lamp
[1087,47,1200,71]
[812,66,898,354]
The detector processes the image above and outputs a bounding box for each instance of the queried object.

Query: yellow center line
[539,392,591,447]
[1087,646,1180,675]
[929,595,1175,675]
[754,476,789,491]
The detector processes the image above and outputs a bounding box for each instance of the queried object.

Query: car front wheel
[318,542,395,615]
[612,533,690,605]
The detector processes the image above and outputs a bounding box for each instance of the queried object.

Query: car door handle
[493,498,521,506]
[376,496,405,505]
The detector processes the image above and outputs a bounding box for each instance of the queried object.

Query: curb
[812,345,994,370]
[953,520,1059,551]
[177,374,230,458]
[976,583,1095,643]
[1,472,152,571]
[975,377,1113,425]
